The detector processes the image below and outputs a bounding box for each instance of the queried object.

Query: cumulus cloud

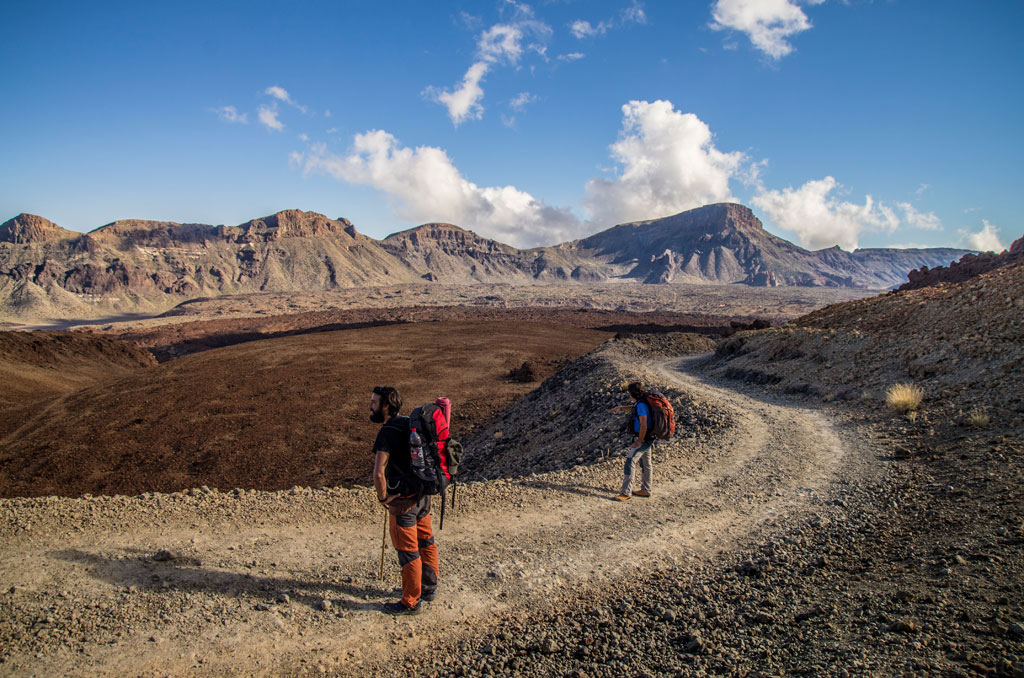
[264,85,307,113]
[709,0,824,60]
[299,130,583,247]
[752,176,901,251]
[426,13,552,125]
[213,106,247,124]
[896,202,942,231]
[961,220,1005,252]
[583,99,746,227]
[257,105,284,131]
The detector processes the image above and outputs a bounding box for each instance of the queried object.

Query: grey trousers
[620,439,653,495]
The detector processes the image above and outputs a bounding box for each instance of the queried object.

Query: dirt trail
[0,356,865,677]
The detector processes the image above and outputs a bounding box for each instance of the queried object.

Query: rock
[890,619,918,633]
[277,593,290,604]
[152,550,176,562]
[540,637,561,654]
[315,599,332,611]
[1009,622,1024,639]
[254,603,271,611]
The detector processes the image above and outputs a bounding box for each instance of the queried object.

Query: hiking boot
[421,589,437,602]
[383,601,422,616]
[614,494,630,502]
[632,490,651,498]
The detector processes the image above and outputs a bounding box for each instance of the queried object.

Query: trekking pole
[378,508,388,581]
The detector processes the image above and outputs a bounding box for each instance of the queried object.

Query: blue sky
[2,1,1021,252]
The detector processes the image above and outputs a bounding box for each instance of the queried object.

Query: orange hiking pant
[389,496,439,607]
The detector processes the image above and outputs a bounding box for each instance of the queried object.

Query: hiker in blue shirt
[608,381,653,501]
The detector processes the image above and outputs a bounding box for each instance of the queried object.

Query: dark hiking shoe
[421,589,437,602]
[632,490,651,497]
[383,601,422,616]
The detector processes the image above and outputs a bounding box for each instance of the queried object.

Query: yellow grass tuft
[886,383,923,413]
[968,407,990,428]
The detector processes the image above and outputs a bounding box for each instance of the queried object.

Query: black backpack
[405,399,463,529]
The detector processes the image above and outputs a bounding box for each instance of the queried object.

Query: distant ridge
[898,233,1024,290]
[0,205,973,320]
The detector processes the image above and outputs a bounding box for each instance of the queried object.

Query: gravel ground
[1,334,1020,677]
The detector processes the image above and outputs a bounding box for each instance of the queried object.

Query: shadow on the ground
[518,479,613,499]
[51,548,390,612]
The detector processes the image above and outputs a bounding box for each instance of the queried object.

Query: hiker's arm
[633,415,647,448]
[373,450,391,504]
[608,404,630,413]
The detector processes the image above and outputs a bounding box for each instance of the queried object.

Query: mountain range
[0,203,972,320]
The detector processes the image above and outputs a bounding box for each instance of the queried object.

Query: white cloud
[257,105,284,131]
[558,52,586,62]
[427,13,552,125]
[478,23,525,63]
[264,85,307,113]
[896,202,942,231]
[570,20,610,39]
[709,0,824,60]
[583,99,746,227]
[961,220,1004,252]
[298,133,309,142]
[571,2,645,40]
[510,92,537,111]
[622,1,647,25]
[324,109,332,118]
[213,106,247,124]
[914,183,930,197]
[425,61,490,125]
[299,130,583,247]
[752,176,901,251]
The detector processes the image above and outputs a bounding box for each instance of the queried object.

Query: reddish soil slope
[0,331,155,406]
[0,321,609,498]
[107,306,732,361]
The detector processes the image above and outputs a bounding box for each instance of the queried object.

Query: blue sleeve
[636,402,650,418]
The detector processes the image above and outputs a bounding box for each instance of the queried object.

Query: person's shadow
[51,548,389,612]
[519,479,611,499]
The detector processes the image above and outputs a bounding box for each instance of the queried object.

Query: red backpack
[407,397,463,528]
[639,390,675,440]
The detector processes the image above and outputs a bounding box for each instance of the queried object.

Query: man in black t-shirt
[370,386,438,615]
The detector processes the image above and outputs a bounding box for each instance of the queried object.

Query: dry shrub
[968,407,990,428]
[886,383,923,413]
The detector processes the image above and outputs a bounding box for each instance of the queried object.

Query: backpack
[406,397,463,529]
[637,390,675,440]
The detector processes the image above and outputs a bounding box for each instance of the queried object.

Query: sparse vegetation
[968,407,990,428]
[885,383,923,414]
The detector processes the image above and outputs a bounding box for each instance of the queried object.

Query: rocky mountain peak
[0,213,78,244]
[383,222,516,255]
[235,210,356,241]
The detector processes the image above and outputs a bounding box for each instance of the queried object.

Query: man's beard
[369,408,386,423]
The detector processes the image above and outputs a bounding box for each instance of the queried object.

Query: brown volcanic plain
[0,321,610,498]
